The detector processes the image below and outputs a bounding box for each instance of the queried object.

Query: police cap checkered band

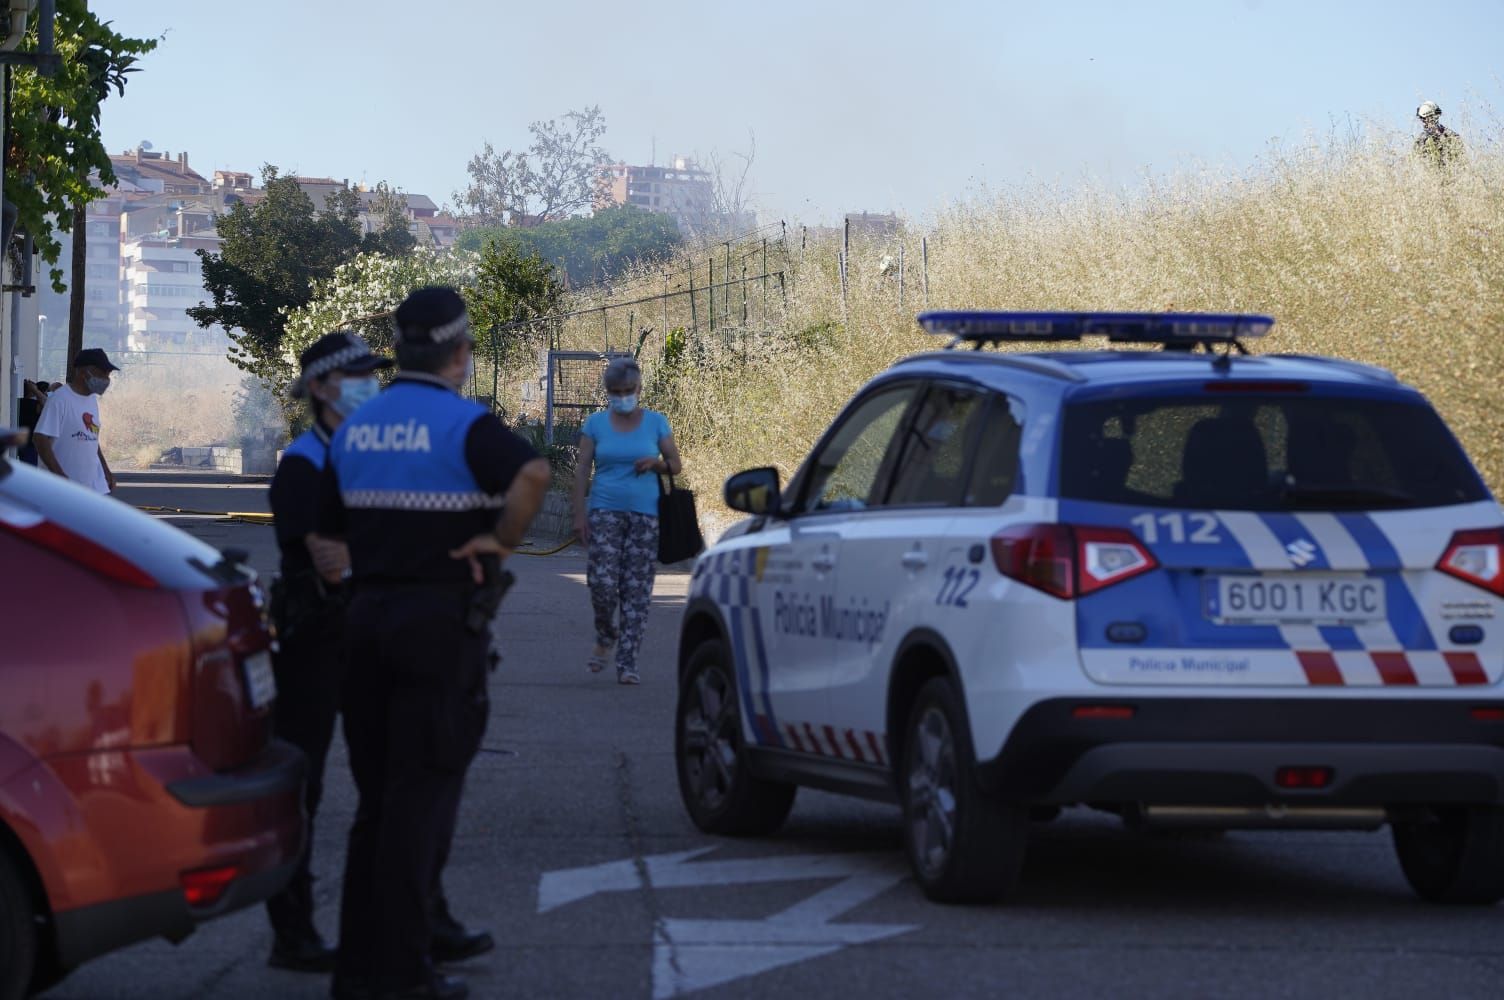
[290,331,391,398]
[393,285,470,346]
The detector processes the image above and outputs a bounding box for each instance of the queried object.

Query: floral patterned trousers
[586,509,660,675]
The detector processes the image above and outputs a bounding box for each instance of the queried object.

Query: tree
[364,180,417,258]
[466,239,563,345]
[189,166,417,392]
[455,205,680,287]
[4,0,156,359]
[282,246,478,367]
[453,106,611,226]
[695,130,758,240]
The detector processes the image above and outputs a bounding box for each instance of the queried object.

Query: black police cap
[393,286,471,346]
[289,331,392,399]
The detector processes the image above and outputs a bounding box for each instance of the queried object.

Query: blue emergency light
[917,311,1275,347]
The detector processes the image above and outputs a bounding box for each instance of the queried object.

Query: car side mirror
[724,467,781,516]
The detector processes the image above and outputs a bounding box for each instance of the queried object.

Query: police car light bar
[917,311,1275,347]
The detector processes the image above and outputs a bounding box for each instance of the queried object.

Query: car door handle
[812,553,837,573]
[901,550,929,570]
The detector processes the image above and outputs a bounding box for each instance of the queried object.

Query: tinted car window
[886,384,988,507]
[801,384,917,513]
[1060,394,1486,510]
[966,395,1024,505]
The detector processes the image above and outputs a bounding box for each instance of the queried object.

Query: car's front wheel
[900,677,1029,902]
[675,639,796,835]
[0,851,37,1000]
[1393,805,1504,904]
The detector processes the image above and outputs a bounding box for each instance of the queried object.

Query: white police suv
[674,312,1504,904]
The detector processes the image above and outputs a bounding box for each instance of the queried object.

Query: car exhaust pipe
[1137,804,1387,831]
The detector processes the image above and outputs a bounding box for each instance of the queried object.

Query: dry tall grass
[99,353,244,469]
[552,126,1504,521]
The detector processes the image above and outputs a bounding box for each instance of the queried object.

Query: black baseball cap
[393,286,472,347]
[289,331,392,399]
[72,348,120,372]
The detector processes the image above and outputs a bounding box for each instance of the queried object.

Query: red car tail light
[992,523,1157,599]
[180,864,239,907]
[0,515,158,588]
[1275,766,1333,789]
[1437,528,1504,597]
[1072,704,1136,720]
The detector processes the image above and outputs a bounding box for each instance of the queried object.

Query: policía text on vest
[344,419,432,453]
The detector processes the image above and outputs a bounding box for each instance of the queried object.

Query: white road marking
[652,871,916,999]
[537,849,918,996]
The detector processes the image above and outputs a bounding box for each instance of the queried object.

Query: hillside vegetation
[557,128,1504,519]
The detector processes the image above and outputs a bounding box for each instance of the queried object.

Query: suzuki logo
[1286,539,1318,567]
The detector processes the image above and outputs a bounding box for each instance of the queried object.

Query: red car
[0,432,303,999]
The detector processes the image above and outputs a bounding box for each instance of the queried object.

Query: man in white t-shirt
[34,348,119,495]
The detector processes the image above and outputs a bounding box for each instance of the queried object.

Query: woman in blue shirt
[571,356,683,684]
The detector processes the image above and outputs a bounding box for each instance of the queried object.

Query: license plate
[242,650,277,710]
[1205,574,1386,625]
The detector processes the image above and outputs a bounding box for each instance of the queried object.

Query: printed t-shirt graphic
[33,384,109,493]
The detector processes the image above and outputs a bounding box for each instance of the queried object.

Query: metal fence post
[544,352,556,445]
[839,252,848,320]
[708,257,715,334]
[922,236,930,307]
[689,272,698,335]
[761,238,768,331]
[898,243,905,309]
[602,307,609,352]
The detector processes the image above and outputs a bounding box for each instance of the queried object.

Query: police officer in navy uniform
[317,287,550,1000]
[266,331,390,972]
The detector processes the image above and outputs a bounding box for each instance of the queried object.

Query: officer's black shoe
[430,925,494,964]
[269,931,338,973]
[430,900,494,963]
[378,974,469,1000]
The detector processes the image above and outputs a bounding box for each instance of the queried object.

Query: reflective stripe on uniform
[340,489,504,512]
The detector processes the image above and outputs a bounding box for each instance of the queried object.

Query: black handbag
[657,474,705,564]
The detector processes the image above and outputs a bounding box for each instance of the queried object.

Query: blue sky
[93,0,1503,224]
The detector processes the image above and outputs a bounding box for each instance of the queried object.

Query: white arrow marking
[537,847,900,913]
[652,869,918,998]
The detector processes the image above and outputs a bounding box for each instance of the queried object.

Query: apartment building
[599,156,715,237]
[122,234,225,353]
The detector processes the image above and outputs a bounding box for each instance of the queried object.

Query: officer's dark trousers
[336,585,490,990]
[264,613,346,939]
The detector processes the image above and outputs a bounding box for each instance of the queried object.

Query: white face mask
[609,393,639,415]
[453,354,475,391]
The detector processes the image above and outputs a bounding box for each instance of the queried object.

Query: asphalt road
[41,476,1504,999]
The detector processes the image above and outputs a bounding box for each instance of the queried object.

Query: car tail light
[991,523,1157,599]
[1437,528,1504,597]
[0,515,157,588]
[180,865,238,907]
[1275,766,1333,790]
[1471,707,1504,722]
[1072,704,1136,720]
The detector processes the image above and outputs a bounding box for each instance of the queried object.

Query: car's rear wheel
[900,677,1028,902]
[676,639,796,835]
[0,851,37,1000]
[1393,805,1504,904]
